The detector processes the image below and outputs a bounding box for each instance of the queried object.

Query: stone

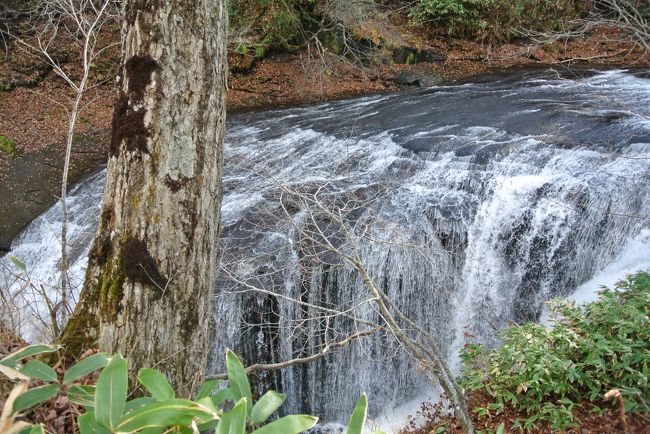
[392,70,444,87]
[392,46,446,64]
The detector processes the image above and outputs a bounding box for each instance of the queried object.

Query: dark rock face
[392,70,444,87]
[0,51,69,92]
[0,133,108,253]
[392,46,446,64]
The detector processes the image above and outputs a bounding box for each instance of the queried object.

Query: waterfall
[0,169,105,341]
[2,68,649,423]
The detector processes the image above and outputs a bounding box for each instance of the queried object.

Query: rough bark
[61,0,227,396]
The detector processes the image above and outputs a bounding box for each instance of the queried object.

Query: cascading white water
[2,68,649,424]
[1,170,105,341]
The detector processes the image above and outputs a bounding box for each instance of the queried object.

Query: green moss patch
[0,135,20,157]
[119,237,166,299]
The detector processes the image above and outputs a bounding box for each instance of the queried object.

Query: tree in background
[61,0,228,396]
[1,0,120,337]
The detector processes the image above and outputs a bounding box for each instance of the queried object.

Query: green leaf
[9,255,26,271]
[211,387,234,406]
[115,398,218,432]
[138,368,175,401]
[195,379,222,400]
[217,398,247,434]
[250,390,286,425]
[194,397,221,431]
[196,396,220,414]
[95,354,128,429]
[496,423,505,434]
[198,419,222,432]
[68,384,96,408]
[0,363,30,380]
[29,425,46,434]
[78,413,112,434]
[124,397,156,413]
[63,353,109,385]
[19,360,58,383]
[139,429,163,434]
[250,415,318,434]
[226,349,253,413]
[346,394,368,434]
[0,344,59,369]
[13,384,59,413]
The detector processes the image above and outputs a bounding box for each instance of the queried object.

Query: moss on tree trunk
[60,0,227,396]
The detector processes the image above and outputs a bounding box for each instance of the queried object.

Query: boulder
[392,70,443,87]
[392,46,446,64]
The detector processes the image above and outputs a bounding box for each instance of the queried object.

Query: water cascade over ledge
[2,69,650,424]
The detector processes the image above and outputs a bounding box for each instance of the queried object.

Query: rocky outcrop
[392,70,444,87]
[392,46,446,64]
[0,133,107,253]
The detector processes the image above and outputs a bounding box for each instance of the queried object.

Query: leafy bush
[409,0,590,41]
[0,345,382,434]
[459,272,650,431]
[228,0,310,55]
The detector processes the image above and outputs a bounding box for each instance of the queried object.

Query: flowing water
[2,68,650,425]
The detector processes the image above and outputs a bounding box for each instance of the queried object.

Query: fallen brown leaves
[0,343,102,434]
[398,392,650,434]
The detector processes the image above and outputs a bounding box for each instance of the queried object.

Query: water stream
[2,68,649,425]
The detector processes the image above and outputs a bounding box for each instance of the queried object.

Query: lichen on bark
[63,0,227,395]
[98,255,125,322]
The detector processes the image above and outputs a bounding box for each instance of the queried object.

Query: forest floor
[397,392,650,434]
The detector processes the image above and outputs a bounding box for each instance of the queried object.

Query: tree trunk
[61,0,227,396]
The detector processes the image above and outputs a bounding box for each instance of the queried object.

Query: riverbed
[2,67,649,426]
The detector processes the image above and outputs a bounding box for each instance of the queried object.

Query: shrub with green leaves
[0,344,385,434]
[228,0,308,55]
[409,0,590,42]
[459,272,650,431]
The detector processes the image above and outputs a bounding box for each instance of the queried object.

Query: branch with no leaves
[216,162,476,432]
[521,0,650,59]
[206,327,381,381]
[1,0,119,332]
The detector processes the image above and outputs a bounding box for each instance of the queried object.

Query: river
[2,67,649,427]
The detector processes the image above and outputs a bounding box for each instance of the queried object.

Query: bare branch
[206,327,381,381]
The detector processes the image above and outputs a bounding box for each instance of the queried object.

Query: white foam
[372,389,442,434]
[540,229,650,324]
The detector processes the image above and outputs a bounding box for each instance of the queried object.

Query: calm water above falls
[3,68,650,425]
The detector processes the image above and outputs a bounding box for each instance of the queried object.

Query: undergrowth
[459,272,650,431]
[409,0,591,42]
[0,346,379,434]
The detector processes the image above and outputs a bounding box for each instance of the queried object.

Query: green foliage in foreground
[409,0,590,42]
[460,272,650,431]
[1,345,385,434]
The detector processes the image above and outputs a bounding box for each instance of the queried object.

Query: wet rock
[0,132,108,252]
[392,46,445,64]
[392,70,443,87]
[230,52,256,74]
